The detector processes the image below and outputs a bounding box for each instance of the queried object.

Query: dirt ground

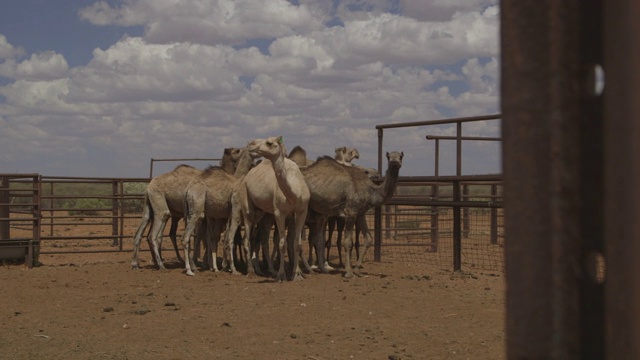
[0,248,505,360]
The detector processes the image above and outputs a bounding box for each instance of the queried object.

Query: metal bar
[604,1,640,359]
[375,113,500,130]
[426,135,502,141]
[0,177,9,241]
[374,128,384,262]
[502,0,587,357]
[452,180,461,271]
[490,184,498,245]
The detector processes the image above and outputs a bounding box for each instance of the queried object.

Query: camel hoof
[324,262,335,271]
[231,270,242,276]
[293,272,306,281]
[343,272,355,279]
[186,270,195,276]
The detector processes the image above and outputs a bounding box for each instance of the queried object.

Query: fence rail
[0,174,504,272]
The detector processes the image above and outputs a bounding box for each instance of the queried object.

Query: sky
[0,0,500,178]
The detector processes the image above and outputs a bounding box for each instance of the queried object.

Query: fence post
[453,180,461,271]
[462,184,470,238]
[111,180,119,247]
[430,184,439,252]
[490,184,498,244]
[374,205,382,261]
[0,176,9,241]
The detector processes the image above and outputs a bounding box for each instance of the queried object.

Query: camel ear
[277,136,284,144]
[224,147,232,155]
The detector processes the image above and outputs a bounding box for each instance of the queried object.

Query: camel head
[334,146,360,164]
[247,136,286,160]
[386,151,404,168]
[222,147,242,163]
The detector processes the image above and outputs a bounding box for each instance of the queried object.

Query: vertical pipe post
[490,184,498,245]
[0,177,9,241]
[502,0,588,357]
[452,121,462,271]
[604,1,640,359]
[374,128,384,262]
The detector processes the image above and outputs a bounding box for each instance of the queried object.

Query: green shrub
[68,198,110,216]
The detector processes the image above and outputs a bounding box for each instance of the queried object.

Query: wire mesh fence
[1,174,505,272]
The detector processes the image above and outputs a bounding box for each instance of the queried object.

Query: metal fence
[0,174,504,272]
[1,116,504,272]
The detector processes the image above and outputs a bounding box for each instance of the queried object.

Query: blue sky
[0,0,500,177]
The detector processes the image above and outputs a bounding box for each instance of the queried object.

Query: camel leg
[208,219,224,272]
[274,214,289,282]
[341,217,358,278]
[311,214,331,274]
[336,217,345,268]
[148,209,170,270]
[353,215,371,270]
[180,214,201,276]
[241,216,258,278]
[225,214,242,276]
[169,216,184,264]
[286,216,310,278]
[258,215,276,276]
[291,209,308,281]
[131,199,151,269]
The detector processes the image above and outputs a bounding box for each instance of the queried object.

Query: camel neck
[270,155,296,200]
[234,150,253,178]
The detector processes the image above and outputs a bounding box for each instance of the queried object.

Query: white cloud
[79,0,326,45]
[1,1,501,177]
[9,52,69,81]
[0,34,25,59]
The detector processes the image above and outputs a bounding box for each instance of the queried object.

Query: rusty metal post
[604,1,640,359]
[0,177,9,241]
[374,128,384,261]
[430,184,438,252]
[111,180,119,247]
[501,0,597,358]
[490,184,498,245]
[462,184,470,238]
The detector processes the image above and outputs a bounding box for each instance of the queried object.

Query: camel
[334,146,360,165]
[301,151,404,278]
[130,149,241,270]
[130,164,203,270]
[224,136,310,282]
[220,147,244,174]
[288,145,315,167]
[179,148,255,275]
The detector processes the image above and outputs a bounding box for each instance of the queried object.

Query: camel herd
[131,136,404,281]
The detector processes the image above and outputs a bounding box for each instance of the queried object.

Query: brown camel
[179,148,255,275]
[130,149,241,270]
[288,145,315,167]
[225,136,310,282]
[220,147,244,174]
[301,151,403,278]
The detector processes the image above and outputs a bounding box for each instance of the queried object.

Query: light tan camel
[179,148,255,276]
[334,146,359,165]
[130,164,203,270]
[225,136,310,282]
[130,149,241,270]
[302,151,403,278]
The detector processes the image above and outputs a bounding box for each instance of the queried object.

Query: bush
[123,182,147,214]
[68,198,110,216]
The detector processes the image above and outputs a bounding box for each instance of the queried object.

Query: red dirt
[0,251,505,360]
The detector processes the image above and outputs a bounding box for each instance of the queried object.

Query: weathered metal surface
[604,1,640,359]
[502,0,589,358]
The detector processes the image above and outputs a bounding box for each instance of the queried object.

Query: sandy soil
[0,250,505,360]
